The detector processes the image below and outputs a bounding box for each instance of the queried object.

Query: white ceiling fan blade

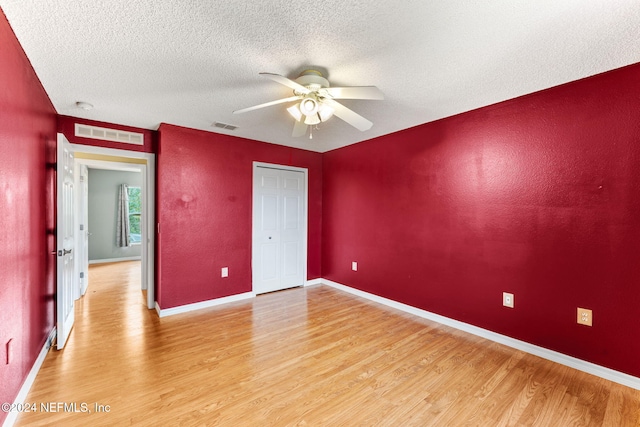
[233,95,302,114]
[259,73,311,94]
[322,98,373,131]
[292,119,307,137]
[323,86,384,100]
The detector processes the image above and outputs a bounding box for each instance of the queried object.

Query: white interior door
[56,133,76,349]
[253,165,306,294]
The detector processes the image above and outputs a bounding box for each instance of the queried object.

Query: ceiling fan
[233,70,383,139]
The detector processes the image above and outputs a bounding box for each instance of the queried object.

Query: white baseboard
[305,278,322,287]
[321,278,640,391]
[3,328,57,427]
[89,256,142,265]
[155,292,256,318]
[156,279,324,318]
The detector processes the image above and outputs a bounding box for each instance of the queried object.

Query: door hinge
[80,224,84,231]
[80,272,84,279]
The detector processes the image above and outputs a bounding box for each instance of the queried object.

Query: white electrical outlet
[503,292,514,308]
[352,262,358,271]
[221,267,228,278]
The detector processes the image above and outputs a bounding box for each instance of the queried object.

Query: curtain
[116,184,130,247]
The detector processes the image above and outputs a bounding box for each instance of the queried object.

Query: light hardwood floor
[15,261,640,426]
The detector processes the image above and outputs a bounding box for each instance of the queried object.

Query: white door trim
[252,162,308,294]
[74,164,89,299]
[70,143,156,310]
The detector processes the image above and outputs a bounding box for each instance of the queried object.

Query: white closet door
[253,166,305,294]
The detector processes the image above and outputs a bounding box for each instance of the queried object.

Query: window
[128,186,142,244]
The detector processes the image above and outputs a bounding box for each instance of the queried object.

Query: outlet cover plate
[577,307,593,326]
[503,292,514,308]
[221,267,228,278]
[352,262,358,271]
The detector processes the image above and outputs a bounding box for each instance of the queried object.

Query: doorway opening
[73,144,155,310]
[84,166,144,310]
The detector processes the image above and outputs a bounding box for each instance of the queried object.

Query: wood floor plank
[14,261,640,426]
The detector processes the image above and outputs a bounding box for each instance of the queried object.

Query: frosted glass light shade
[287,105,302,121]
[318,104,334,122]
[304,114,320,125]
[299,98,318,116]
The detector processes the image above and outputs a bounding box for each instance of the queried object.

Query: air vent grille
[74,123,144,145]
[213,122,238,131]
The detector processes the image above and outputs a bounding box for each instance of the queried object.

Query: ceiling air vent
[212,122,238,131]
[74,123,144,145]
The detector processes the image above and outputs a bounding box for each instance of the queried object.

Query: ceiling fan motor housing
[294,70,330,93]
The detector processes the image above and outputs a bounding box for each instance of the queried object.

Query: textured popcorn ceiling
[1,1,639,152]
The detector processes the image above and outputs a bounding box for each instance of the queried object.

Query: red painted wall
[156,124,322,309]
[58,115,157,153]
[322,63,640,378]
[0,10,57,423]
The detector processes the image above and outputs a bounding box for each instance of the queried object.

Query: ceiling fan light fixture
[304,114,321,126]
[287,104,303,121]
[318,104,334,122]
[299,97,318,116]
